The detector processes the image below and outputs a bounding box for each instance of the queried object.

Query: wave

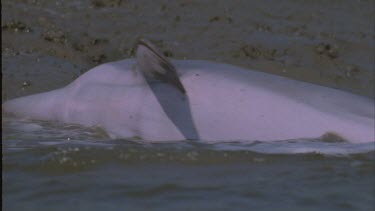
[3,117,375,163]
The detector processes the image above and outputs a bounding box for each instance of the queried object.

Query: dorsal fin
[136,39,186,94]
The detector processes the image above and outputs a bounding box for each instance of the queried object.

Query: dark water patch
[5,160,374,211]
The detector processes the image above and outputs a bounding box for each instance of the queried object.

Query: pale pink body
[3,59,374,143]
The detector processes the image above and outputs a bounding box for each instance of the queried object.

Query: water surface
[3,117,374,211]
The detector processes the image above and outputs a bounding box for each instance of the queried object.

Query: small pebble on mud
[240,44,280,60]
[209,16,233,23]
[91,54,107,64]
[122,47,136,57]
[160,4,167,11]
[163,50,173,57]
[2,20,32,32]
[91,0,122,8]
[345,65,361,78]
[2,47,19,56]
[315,43,339,59]
[241,45,261,59]
[22,81,32,88]
[91,38,109,45]
[42,30,67,44]
[255,23,272,32]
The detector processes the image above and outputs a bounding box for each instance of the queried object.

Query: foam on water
[213,140,374,155]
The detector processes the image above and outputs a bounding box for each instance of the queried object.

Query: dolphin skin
[3,39,374,143]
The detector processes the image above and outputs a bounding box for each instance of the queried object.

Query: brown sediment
[2,0,374,100]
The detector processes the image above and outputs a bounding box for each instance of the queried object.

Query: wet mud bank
[2,0,374,100]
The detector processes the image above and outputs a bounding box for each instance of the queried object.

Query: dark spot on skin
[195,73,200,76]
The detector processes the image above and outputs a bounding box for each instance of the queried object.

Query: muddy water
[2,0,375,210]
[2,116,375,211]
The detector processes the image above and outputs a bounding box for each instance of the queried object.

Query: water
[2,116,374,211]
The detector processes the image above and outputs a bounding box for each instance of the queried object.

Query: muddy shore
[2,0,374,100]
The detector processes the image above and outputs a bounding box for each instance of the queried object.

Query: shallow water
[2,117,374,211]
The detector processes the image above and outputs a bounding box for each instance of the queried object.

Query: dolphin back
[3,88,67,121]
